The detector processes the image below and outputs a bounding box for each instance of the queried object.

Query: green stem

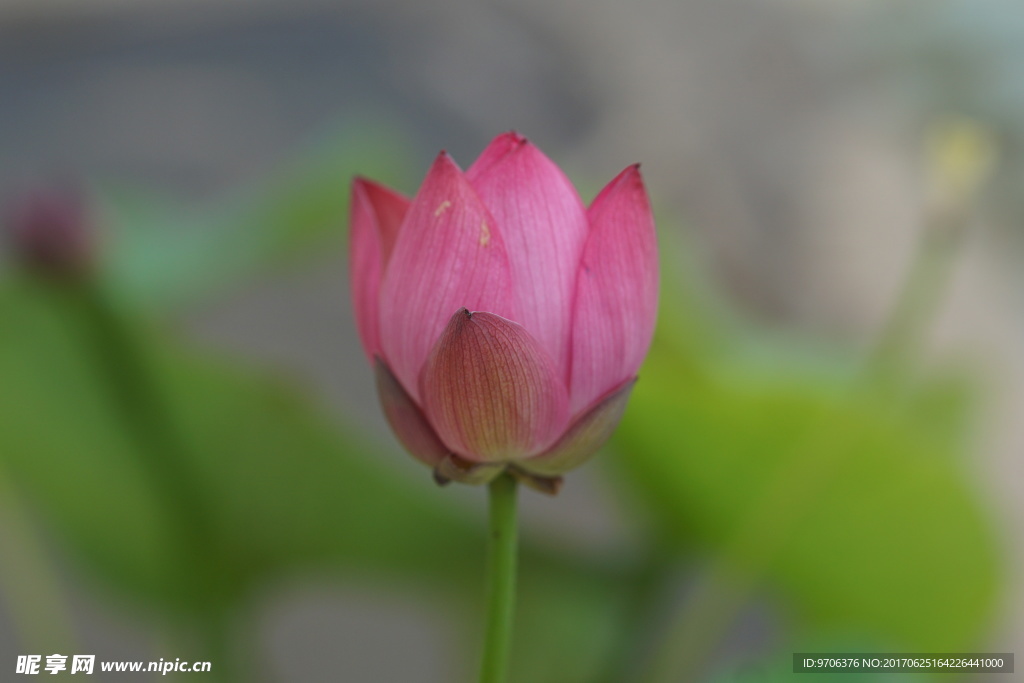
[70,284,241,673]
[75,284,211,554]
[867,120,991,390]
[867,205,966,390]
[479,473,519,683]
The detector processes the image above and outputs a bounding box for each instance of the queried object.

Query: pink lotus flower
[350,132,658,491]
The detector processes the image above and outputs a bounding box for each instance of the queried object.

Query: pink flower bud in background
[4,186,94,281]
[350,132,658,491]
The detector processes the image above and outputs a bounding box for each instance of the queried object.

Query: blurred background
[0,0,1021,681]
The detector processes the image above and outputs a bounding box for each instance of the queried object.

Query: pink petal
[348,178,410,360]
[378,153,518,401]
[569,165,659,414]
[375,358,449,468]
[421,309,570,463]
[466,132,588,377]
[520,379,635,477]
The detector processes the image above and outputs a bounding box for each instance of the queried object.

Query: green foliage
[0,281,178,604]
[0,279,482,613]
[611,277,1002,652]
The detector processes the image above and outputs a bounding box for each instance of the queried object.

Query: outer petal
[466,132,588,377]
[569,165,659,414]
[421,310,570,463]
[520,379,635,477]
[348,178,410,360]
[374,358,449,468]
[378,153,518,401]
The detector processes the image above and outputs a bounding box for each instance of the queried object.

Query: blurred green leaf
[97,120,412,311]
[160,341,485,590]
[611,295,1002,650]
[0,281,181,604]
[900,366,981,455]
[0,278,482,612]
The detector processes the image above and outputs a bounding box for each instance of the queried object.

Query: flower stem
[73,282,212,561]
[479,473,519,683]
[868,118,993,389]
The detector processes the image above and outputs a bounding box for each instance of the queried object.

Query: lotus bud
[349,133,658,491]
